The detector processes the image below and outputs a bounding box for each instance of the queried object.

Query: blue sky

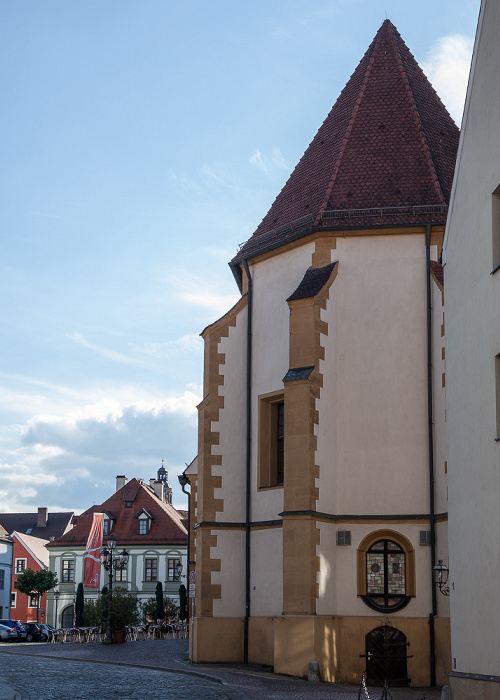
[0,0,480,514]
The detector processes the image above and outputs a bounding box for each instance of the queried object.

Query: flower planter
[112,630,127,644]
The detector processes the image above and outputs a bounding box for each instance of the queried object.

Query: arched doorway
[61,605,74,629]
[365,626,409,686]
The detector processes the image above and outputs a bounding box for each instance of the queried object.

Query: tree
[141,595,179,624]
[15,569,58,623]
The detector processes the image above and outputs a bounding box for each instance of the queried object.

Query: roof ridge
[314,30,381,226]
[388,23,446,205]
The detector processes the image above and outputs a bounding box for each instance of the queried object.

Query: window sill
[258,484,284,491]
[490,264,500,276]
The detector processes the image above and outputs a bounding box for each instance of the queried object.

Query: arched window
[357,530,415,613]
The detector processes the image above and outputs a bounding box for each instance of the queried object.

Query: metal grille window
[145,558,157,582]
[62,559,75,583]
[419,531,432,546]
[0,569,4,590]
[366,540,406,611]
[337,531,351,546]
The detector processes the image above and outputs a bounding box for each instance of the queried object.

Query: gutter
[426,223,437,687]
[242,259,253,665]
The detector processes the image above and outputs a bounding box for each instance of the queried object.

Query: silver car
[0,623,18,642]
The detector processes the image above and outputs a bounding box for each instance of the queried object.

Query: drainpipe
[426,223,437,687]
[178,473,191,623]
[242,259,253,665]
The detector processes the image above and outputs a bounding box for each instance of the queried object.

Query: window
[15,559,26,574]
[492,185,500,274]
[337,531,352,546]
[11,592,17,607]
[125,502,133,508]
[145,558,157,582]
[29,594,38,608]
[0,569,4,590]
[103,519,111,536]
[258,391,285,488]
[419,531,432,546]
[357,530,415,613]
[62,559,75,583]
[168,558,181,582]
[115,567,127,582]
[138,519,150,535]
[61,605,74,629]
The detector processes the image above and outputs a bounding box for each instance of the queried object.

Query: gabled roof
[47,478,187,548]
[233,20,459,266]
[0,511,74,541]
[0,524,12,543]
[12,531,49,569]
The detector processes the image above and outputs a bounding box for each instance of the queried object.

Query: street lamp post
[100,535,129,644]
[54,589,60,628]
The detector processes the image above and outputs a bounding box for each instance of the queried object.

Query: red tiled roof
[287,263,338,301]
[47,478,187,548]
[430,260,444,288]
[234,21,459,263]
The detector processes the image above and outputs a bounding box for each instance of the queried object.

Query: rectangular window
[0,569,4,590]
[145,558,157,582]
[62,560,75,583]
[167,558,180,581]
[419,531,432,546]
[103,519,111,535]
[115,567,127,582]
[138,519,149,535]
[29,594,38,607]
[258,392,285,488]
[337,531,352,546]
[15,559,27,574]
[492,185,500,273]
[11,592,16,607]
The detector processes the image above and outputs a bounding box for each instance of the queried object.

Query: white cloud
[250,147,289,177]
[421,34,474,125]
[131,334,203,360]
[67,332,147,366]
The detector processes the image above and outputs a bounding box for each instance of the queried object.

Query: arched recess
[61,604,74,629]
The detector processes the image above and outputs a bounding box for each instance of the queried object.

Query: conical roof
[234,20,459,264]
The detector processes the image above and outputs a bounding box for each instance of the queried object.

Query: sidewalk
[0,639,443,700]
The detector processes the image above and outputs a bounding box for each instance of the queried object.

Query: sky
[0,0,481,515]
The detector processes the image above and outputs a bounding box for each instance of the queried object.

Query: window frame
[138,518,150,535]
[11,592,17,608]
[167,558,181,582]
[144,558,158,582]
[28,594,39,608]
[258,390,285,489]
[15,558,27,574]
[357,530,415,613]
[61,559,75,583]
[0,569,5,590]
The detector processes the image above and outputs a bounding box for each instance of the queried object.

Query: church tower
[190,20,457,687]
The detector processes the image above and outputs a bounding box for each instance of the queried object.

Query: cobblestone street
[0,640,442,700]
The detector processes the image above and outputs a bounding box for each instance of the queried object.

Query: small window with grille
[337,531,351,546]
[419,531,432,546]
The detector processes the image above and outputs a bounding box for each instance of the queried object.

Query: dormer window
[102,511,114,536]
[135,509,153,535]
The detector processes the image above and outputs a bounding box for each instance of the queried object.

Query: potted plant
[89,587,140,643]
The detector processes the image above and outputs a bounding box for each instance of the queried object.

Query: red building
[11,531,50,623]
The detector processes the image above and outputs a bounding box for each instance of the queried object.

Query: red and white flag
[84,512,103,588]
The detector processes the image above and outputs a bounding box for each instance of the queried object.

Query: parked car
[0,624,18,642]
[38,623,56,641]
[0,620,27,641]
[24,623,46,642]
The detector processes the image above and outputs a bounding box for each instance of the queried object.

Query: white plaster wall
[250,528,283,616]
[443,0,500,677]
[251,242,315,522]
[212,305,248,522]
[431,280,448,516]
[212,529,245,617]
[331,234,429,514]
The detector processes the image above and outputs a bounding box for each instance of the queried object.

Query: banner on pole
[84,512,103,588]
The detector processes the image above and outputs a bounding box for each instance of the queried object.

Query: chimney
[116,475,128,492]
[153,480,164,501]
[149,479,156,488]
[37,507,48,528]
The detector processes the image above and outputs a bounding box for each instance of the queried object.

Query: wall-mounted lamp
[432,560,450,596]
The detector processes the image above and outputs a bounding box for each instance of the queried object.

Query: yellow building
[189,20,458,687]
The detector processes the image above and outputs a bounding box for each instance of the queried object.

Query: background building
[443,0,500,697]
[46,471,187,628]
[0,525,13,620]
[10,531,50,623]
[190,20,457,687]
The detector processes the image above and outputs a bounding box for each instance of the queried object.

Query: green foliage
[81,588,140,631]
[141,596,179,623]
[15,568,58,597]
